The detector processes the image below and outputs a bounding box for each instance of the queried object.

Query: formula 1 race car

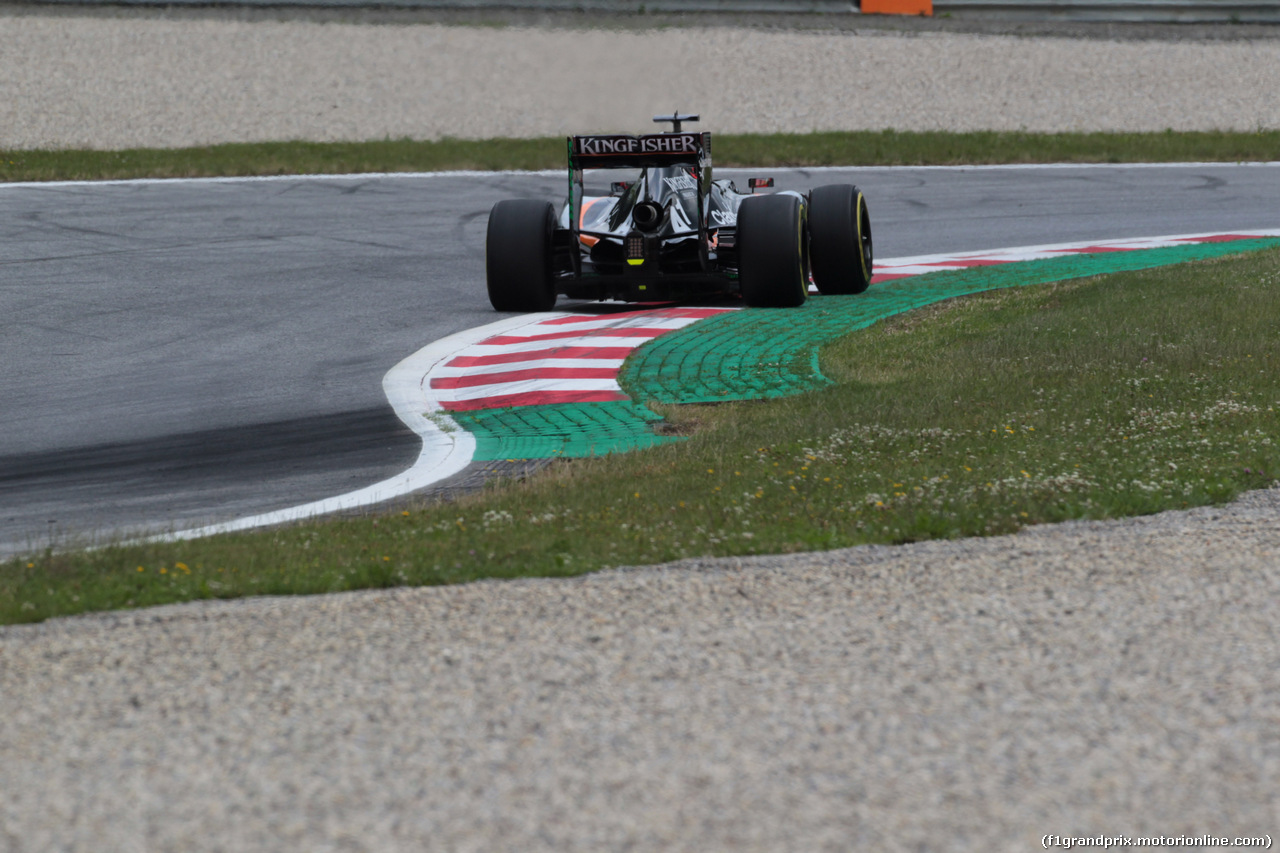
[485,113,873,311]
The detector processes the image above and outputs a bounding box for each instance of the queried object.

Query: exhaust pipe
[632,201,664,232]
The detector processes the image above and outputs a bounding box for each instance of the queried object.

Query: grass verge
[3,130,1279,183]
[3,247,1278,626]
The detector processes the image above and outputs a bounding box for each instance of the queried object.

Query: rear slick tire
[737,193,808,308]
[808,184,873,295]
[486,199,557,312]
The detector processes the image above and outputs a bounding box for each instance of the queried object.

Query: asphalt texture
[4,164,1280,554]
[1,173,551,551]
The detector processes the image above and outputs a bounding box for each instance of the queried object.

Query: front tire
[737,193,808,308]
[808,184,873,295]
[486,199,557,312]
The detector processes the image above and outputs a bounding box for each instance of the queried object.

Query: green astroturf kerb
[621,239,1280,404]
[453,400,680,462]
[456,239,1280,461]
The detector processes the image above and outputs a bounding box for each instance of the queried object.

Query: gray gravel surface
[3,489,1279,850]
[2,7,1279,149]
[3,8,1280,850]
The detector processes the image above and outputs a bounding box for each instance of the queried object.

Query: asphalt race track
[3,163,1279,556]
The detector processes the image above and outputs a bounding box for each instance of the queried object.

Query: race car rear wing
[568,132,711,171]
[565,131,715,275]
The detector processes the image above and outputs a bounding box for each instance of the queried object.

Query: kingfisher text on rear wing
[573,133,702,156]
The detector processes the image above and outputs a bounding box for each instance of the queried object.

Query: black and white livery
[485,114,873,311]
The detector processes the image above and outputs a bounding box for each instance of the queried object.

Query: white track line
[3,162,1279,191]
[146,312,563,542]
[874,229,1280,272]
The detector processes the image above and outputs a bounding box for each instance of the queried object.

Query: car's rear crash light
[626,231,646,266]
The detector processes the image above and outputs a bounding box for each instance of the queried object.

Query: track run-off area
[7,7,1280,846]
